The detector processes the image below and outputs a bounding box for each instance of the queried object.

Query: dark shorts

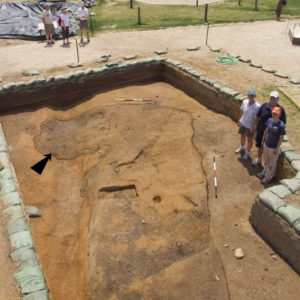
[79,20,89,30]
[238,123,253,138]
[62,26,69,40]
[45,24,55,35]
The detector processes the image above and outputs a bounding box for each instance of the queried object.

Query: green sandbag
[291,160,300,172]
[10,247,38,269]
[283,151,300,162]
[0,168,13,179]
[0,152,10,168]
[292,219,300,234]
[277,205,300,226]
[266,185,291,199]
[259,190,286,212]
[7,217,29,236]
[3,205,23,221]
[9,231,34,250]
[23,289,48,300]
[280,142,294,152]
[14,266,46,295]
[1,191,21,206]
[280,178,300,193]
[1,178,16,196]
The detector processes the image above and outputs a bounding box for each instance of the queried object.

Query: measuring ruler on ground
[213,156,218,199]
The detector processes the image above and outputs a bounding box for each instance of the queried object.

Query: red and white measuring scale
[213,156,218,199]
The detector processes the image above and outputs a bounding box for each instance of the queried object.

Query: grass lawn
[88,0,300,32]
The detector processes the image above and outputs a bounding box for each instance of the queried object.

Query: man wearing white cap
[76,2,90,43]
[252,91,286,166]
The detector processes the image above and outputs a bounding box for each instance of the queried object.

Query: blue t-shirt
[265,118,286,149]
[257,103,286,135]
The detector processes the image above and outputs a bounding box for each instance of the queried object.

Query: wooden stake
[76,38,80,62]
[204,4,208,22]
[138,7,141,25]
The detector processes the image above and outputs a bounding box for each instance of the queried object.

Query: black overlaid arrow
[31,154,52,175]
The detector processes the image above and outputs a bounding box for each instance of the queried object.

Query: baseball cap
[272,107,281,115]
[270,91,279,98]
[248,89,256,96]
[63,7,68,12]
[45,3,50,6]
[81,2,85,5]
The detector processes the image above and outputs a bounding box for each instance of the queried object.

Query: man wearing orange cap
[252,91,286,166]
[258,106,286,184]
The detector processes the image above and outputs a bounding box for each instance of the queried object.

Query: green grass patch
[88,0,300,33]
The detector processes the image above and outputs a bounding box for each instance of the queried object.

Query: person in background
[235,90,260,160]
[77,2,90,43]
[276,0,286,21]
[42,3,55,45]
[252,91,286,166]
[61,7,70,46]
[258,107,286,184]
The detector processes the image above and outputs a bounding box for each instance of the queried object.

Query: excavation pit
[1,59,299,299]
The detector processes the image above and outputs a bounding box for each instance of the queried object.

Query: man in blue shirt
[252,91,286,166]
[258,107,286,184]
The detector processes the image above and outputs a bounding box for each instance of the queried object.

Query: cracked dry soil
[2,82,300,300]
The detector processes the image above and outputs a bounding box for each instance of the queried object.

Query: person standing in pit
[61,7,70,46]
[42,3,55,45]
[276,0,286,21]
[77,2,90,43]
[235,90,261,160]
[258,107,286,184]
[252,91,286,166]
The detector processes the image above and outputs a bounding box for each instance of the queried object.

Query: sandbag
[9,230,34,250]
[3,205,23,221]
[280,178,300,193]
[277,205,300,226]
[7,217,29,236]
[23,289,48,300]
[0,178,16,196]
[0,168,13,180]
[1,191,21,206]
[266,184,291,199]
[258,190,286,212]
[10,246,38,269]
[14,266,46,295]
[292,219,300,234]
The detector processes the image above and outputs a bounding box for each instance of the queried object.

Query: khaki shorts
[79,19,89,30]
[238,123,253,138]
[45,24,55,35]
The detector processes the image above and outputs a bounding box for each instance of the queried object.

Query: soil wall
[250,200,300,274]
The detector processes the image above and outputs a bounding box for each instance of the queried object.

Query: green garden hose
[216,56,238,65]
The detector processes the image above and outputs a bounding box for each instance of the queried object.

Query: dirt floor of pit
[1,82,300,300]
